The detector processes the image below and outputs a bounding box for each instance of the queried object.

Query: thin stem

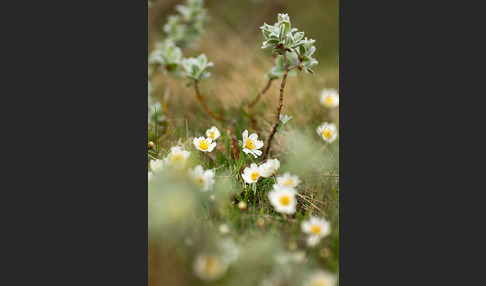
[248,78,274,110]
[247,78,273,130]
[194,81,226,122]
[263,51,292,159]
[147,154,157,160]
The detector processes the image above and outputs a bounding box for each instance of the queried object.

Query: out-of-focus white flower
[242,130,264,158]
[149,159,164,173]
[188,165,215,191]
[316,122,338,143]
[148,171,153,182]
[219,223,230,235]
[164,146,190,168]
[193,136,217,152]
[320,88,339,108]
[219,237,239,264]
[268,184,297,214]
[205,126,221,140]
[259,158,280,178]
[301,216,331,247]
[193,253,229,282]
[259,273,285,286]
[276,172,301,188]
[304,270,337,286]
[241,163,261,184]
[275,251,306,266]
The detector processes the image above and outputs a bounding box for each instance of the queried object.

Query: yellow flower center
[282,179,293,186]
[311,224,321,235]
[209,131,215,138]
[311,281,327,286]
[203,255,219,276]
[195,176,205,187]
[170,153,184,164]
[325,96,333,106]
[280,195,290,206]
[322,128,332,139]
[199,140,210,150]
[250,171,259,181]
[245,138,256,149]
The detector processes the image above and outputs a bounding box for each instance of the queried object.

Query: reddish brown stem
[194,81,226,122]
[248,78,274,110]
[263,52,291,159]
[247,78,274,130]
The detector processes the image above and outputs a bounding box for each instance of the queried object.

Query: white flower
[276,172,301,188]
[193,136,217,152]
[148,171,153,182]
[193,253,229,282]
[301,216,331,247]
[304,270,337,286]
[149,159,164,173]
[241,163,261,184]
[320,88,339,108]
[219,237,239,264]
[259,158,280,178]
[188,165,216,191]
[205,126,221,140]
[316,122,338,143]
[242,130,264,158]
[268,184,297,214]
[219,223,230,235]
[164,146,190,168]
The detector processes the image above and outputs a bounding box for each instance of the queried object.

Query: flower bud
[238,201,247,210]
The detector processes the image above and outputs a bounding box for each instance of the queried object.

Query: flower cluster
[241,159,280,185]
[268,172,302,215]
[148,124,336,284]
[148,142,220,193]
[148,144,192,180]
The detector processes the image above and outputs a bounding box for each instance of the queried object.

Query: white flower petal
[249,133,258,141]
[208,142,217,152]
[255,140,264,149]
